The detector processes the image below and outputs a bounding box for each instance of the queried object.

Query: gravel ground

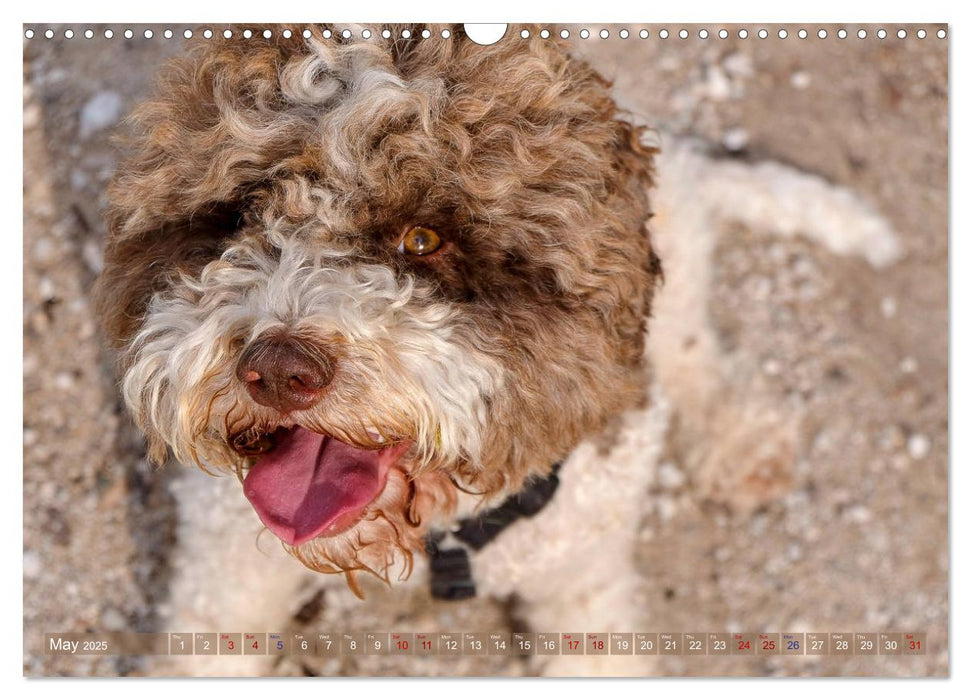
[22,24,948,677]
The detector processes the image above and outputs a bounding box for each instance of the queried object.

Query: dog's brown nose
[236,335,334,413]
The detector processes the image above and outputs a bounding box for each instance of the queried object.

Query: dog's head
[96,25,660,586]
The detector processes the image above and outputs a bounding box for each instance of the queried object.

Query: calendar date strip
[44,632,927,656]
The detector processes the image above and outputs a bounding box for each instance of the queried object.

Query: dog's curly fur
[95,24,660,587]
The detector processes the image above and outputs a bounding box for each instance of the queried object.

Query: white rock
[656,496,679,522]
[880,296,898,318]
[33,237,56,264]
[79,91,124,139]
[907,434,930,460]
[703,65,732,101]
[846,505,872,523]
[791,71,812,89]
[722,127,749,152]
[101,607,128,631]
[657,461,686,490]
[792,255,816,277]
[83,239,104,273]
[23,551,42,579]
[70,169,90,191]
[38,276,55,300]
[723,52,754,78]
[54,372,74,390]
[23,103,41,130]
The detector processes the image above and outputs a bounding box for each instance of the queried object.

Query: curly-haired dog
[96,25,897,676]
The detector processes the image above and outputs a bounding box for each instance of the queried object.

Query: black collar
[424,463,562,600]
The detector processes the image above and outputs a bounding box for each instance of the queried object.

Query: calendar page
[22,21,948,678]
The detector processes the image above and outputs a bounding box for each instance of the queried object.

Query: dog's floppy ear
[94,202,246,351]
[95,36,301,350]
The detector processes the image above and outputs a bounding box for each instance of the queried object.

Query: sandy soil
[22,24,948,677]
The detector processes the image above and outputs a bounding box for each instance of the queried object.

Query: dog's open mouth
[239,426,411,546]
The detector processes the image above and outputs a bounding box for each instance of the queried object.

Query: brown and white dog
[96,24,897,675]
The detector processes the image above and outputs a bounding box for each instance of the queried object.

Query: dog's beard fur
[97,25,661,588]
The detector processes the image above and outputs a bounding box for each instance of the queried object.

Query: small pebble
[792,255,816,277]
[23,103,42,130]
[846,505,872,523]
[812,430,833,453]
[23,551,42,579]
[78,91,124,139]
[656,496,679,522]
[907,434,930,460]
[83,239,104,274]
[787,542,803,561]
[54,372,74,390]
[880,296,898,318]
[101,607,128,631]
[704,66,732,101]
[723,52,754,77]
[657,462,686,490]
[33,237,56,264]
[752,276,773,299]
[38,276,55,300]
[723,127,749,152]
[791,71,812,89]
[70,169,90,191]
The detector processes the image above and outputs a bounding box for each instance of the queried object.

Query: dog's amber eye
[398,226,442,256]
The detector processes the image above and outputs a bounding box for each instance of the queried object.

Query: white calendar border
[6,0,963,697]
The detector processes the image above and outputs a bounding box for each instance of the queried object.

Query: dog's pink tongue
[243,427,384,546]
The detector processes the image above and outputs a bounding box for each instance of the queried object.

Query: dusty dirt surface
[23,24,948,677]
